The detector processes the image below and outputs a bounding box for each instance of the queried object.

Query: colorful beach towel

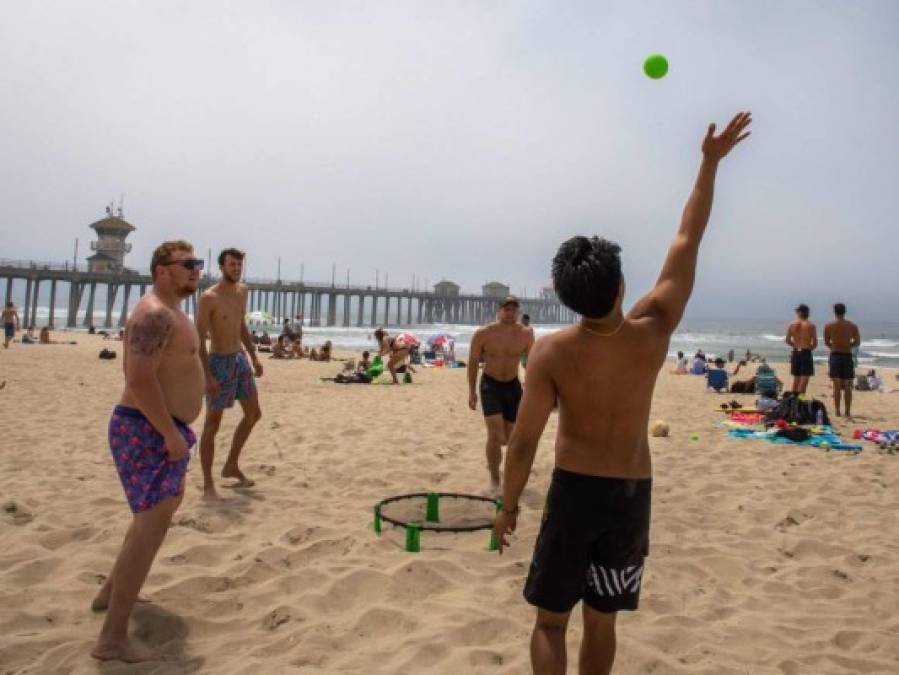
[728,426,862,451]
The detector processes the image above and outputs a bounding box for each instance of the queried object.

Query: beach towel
[728,426,862,451]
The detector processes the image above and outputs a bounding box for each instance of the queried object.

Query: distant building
[541,285,558,301]
[482,281,510,299]
[87,204,135,274]
[434,280,461,297]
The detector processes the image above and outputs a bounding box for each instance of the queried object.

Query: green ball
[643,54,669,79]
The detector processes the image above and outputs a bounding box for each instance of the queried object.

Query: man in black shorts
[493,112,752,673]
[468,297,534,491]
[786,303,817,394]
[824,303,861,417]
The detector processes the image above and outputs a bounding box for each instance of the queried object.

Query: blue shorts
[4,323,14,339]
[109,406,195,513]
[207,352,257,410]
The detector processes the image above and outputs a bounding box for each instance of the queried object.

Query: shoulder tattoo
[129,309,173,356]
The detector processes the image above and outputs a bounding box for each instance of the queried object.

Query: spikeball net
[373,492,502,552]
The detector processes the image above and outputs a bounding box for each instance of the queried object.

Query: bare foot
[91,639,156,662]
[202,485,223,501]
[222,467,255,488]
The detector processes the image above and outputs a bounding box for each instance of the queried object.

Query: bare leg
[91,523,152,610]
[831,378,842,416]
[791,376,801,393]
[843,380,853,418]
[484,415,506,488]
[798,376,810,394]
[222,396,261,487]
[92,495,182,662]
[579,605,617,675]
[531,608,570,675]
[200,409,224,499]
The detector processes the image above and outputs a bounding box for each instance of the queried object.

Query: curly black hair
[551,236,622,319]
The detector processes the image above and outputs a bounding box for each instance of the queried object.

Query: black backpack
[764,395,829,426]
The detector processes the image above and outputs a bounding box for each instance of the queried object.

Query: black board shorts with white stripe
[524,468,651,614]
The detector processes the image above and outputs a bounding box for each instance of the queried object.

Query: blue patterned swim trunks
[207,352,257,410]
[108,405,195,513]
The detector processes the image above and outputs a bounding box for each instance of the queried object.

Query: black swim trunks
[828,352,854,380]
[524,468,651,614]
[480,373,522,423]
[790,349,814,377]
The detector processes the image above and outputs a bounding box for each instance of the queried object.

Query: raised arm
[126,308,186,458]
[493,339,557,553]
[629,112,752,333]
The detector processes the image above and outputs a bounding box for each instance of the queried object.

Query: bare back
[2,307,17,323]
[787,320,817,350]
[120,293,205,424]
[199,282,249,354]
[475,322,533,381]
[824,319,860,353]
[542,320,667,479]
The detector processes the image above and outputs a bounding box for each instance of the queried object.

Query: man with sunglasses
[196,247,263,499]
[93,240,205,662]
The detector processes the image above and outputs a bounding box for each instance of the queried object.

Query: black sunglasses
[162,258,204,271]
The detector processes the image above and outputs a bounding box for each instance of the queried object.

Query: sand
[1,334,898,674]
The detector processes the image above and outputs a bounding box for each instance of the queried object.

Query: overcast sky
[2,1,897,320]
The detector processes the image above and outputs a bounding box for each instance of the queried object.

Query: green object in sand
[405,522,421,553]
[367,355,385,379]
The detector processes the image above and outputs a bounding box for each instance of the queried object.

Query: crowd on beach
[674,302,892,419]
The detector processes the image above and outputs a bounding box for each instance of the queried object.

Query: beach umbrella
[427,332,455,348]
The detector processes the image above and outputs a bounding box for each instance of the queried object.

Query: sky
[1,0,897,320]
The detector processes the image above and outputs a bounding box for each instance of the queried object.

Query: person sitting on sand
[690,352,707,375]
[259,331,272,346]
[39,327,56,344]
[320,340,332,362]
[21,326,36,344]
[272,334,292,359]
[357,350,372,372]
[867,369,883,391]
[291,339,304,359]
[754,361,782,398]
[706,357,729,392]
[673,350,688,374]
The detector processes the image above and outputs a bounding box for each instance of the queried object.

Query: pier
[1,259,576,329]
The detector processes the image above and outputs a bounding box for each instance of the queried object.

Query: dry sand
[1,334,898,674]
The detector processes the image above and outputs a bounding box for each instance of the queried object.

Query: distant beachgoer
[358,350,372,372]
[824,303,861,417]
[786,304,817,394]
[468,296,534,489]
[259,332,272,346]
[520,314,535,369]
[374,328,418,383]
[492,112,753,675]
[673,350,688,374]
[690,354,707,375]
[39,327,54,344]
[867,369,883,391]
[272,335,292,359]
[3,302,20,348]
[706,357,729,392]
[727,349,734,362]
[196,248,263,499]
[21,326,36,344]
[92,240,204,663]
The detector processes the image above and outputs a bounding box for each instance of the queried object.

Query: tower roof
[89,215,135,233]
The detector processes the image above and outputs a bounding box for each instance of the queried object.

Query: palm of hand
[702,111,752,159]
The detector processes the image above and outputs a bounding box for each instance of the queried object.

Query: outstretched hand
[702,111,752,160]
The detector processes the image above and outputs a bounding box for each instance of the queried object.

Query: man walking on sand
[196,248,263,499]
[824,302,861,418]
[468,296,534,491]
[3,301,20,348]
[786,303,817,394]
[92,240,205,662]
[493,112,752,675]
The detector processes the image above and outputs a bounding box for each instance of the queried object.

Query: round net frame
[375,492,500,533]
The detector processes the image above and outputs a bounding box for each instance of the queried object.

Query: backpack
[764,395,830,426]
[98,348,117,360]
